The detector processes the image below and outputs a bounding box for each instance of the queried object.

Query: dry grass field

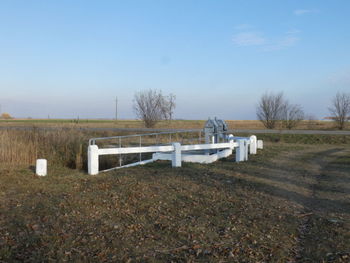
[0,129,349,262]
[0,118,347,130]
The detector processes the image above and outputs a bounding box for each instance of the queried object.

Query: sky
[0,0,350,120]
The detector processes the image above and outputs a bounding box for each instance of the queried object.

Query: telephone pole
[115,96,118,120]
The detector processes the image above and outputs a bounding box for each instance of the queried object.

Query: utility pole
[115,96,118,120]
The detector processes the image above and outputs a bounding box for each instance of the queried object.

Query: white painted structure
[36,159,47,176]
[87,132,263,175]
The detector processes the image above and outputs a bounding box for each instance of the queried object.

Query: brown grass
[0,129,88,169]
[0,129,204,171]
[0,119,347,130]
[0,144,349,262]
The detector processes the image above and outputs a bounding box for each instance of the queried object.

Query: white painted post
[172,142,182,167]
[244,140,249,161]
[228,134,234,142]
[257,140,263,149]
[88,145,99,175]
[211,136,215,144]
[36,159,47,176]
[235,139,245,162]
[250,135,257,154]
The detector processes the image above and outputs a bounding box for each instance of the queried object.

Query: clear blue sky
[1,0,349,119]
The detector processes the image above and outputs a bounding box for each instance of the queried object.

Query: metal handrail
[88,129,201,145]
[88,129,235,146]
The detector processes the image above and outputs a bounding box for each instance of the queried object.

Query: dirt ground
[0,143,349,262]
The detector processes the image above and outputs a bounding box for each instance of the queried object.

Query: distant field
[0,118,346,130]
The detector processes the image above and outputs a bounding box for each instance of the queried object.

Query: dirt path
[206,144,350,262]
[287,147,350,262]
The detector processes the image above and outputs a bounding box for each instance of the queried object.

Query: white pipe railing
[88,134,263,175]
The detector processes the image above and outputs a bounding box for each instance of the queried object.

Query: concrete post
[88,145,99,175]
[257,140,263,149]
[172,142,182,167]
[235,139,245,162]
[249,135,257,154]
[244,140,249,161]
[36,159,47,176]
[227,134,234,142]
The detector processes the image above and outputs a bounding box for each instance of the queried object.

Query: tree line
[256,91,350,130]
[133,89,350,130]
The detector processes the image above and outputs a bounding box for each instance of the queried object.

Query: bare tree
[162,93,176,121]
[256,92,285,129]
[133,89,176,128]
[280,102,304,129]
[328,92,350,130]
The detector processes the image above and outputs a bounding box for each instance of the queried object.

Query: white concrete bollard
[36,159,47,176]
[250,135,257,154]
[88,145,99,175]
[257,140,263,149]
[244,140,249,161]
[235,139,245,162]
[228,134,234,142]
[172,142,182,167]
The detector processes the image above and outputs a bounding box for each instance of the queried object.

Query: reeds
[0,128,88,169]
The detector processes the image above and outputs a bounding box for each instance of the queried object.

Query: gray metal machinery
[214,117,228,142]
[204,117,228,144]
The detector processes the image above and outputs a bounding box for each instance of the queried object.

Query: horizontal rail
[98,145,174,155]
[180,142,238,151]
[97,141,241,156]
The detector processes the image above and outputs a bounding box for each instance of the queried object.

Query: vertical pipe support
[88,145,99,175]
[228,134,234,143]
[235,139,245,162]
[172,142,182,167]
[249,135,257,154]
[139,136,142,162]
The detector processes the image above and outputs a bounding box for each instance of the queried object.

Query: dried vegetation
[1,139,349,262]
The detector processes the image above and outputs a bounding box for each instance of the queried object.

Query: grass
[0,118,348,130]
[1,137,349,262]
[0,128,349,261]
[0,128,203,171]
[1,128,349,173]
[236,133,350,144]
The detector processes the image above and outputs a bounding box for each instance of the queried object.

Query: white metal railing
[87,131,263,175]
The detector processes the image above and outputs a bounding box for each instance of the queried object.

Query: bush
[1,113,12,119]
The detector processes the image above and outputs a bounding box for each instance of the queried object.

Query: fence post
[228,134,234,142]
[172,142,182,167]
[88,145,99,175]
[235,139,245,162]
[36,159,47,176]
[250,135,257,154]
[244,140,249,161]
